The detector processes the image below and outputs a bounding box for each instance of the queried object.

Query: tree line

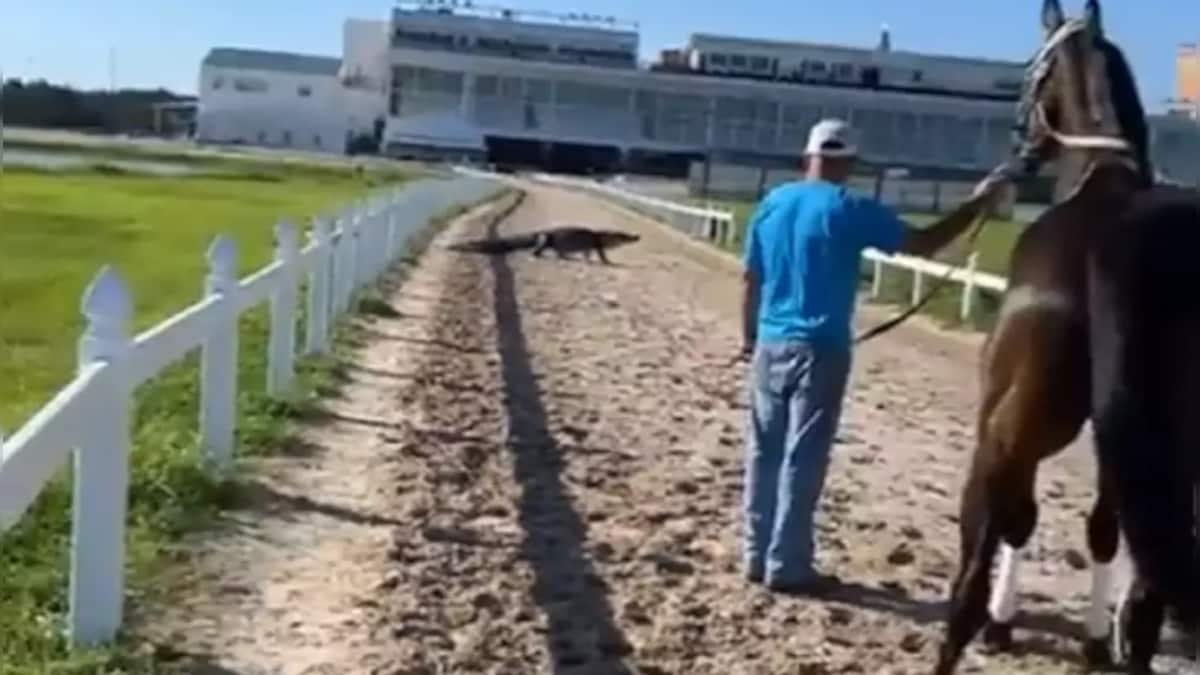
[1,79,192,133]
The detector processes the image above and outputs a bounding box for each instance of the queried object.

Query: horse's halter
[1015,19,1133,162]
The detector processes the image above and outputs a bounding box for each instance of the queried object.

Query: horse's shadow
[823,581,1086,663]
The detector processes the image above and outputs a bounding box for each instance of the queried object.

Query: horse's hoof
[981,622,1014,653]
[1082,637,1115,670]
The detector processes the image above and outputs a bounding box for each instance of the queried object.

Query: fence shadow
[486,213,635,672]
[226,478,405,528]
[358,328,486,354]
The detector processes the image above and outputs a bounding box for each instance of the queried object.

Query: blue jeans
[743,339,851,585]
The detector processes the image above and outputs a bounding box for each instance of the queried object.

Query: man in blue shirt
[740,119,1009,593]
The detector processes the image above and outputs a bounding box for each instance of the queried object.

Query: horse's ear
[1042,0,1065,34]
[1084,0,1104,36]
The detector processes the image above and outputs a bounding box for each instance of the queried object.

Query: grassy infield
[0,146,487,673]
[709,198,1024,332]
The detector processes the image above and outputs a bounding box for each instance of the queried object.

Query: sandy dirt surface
[137,183,1194,675]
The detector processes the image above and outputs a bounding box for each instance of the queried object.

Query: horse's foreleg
[980,487,1039,652]
[935,458,1024,675]
[1084,474,1121,669]
[1121,577,1166,675]
[983,543,1023,651]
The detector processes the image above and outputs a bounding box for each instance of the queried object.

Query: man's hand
[901,172,1011,258]
[736,342,755,364]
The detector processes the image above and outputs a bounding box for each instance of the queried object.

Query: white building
[197,49,364,152]
[194,1,1200,182]
[381,2,1024,173]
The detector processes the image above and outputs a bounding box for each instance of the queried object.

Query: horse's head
[1011,0,1150,185]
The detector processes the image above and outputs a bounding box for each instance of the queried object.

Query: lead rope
[852,197,996,345]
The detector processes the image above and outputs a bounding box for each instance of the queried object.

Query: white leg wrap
[1086,561,1115,639]
[989,543,1020,623]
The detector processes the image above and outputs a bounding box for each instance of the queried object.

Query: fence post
[960,252,979,322]
[70,266,133,646]
[268,221,299,398]
[337,211,353,314]
[871,258,883,298]
[375,197,388,277]
[200,235,238,469]
[364,199,379,282]
[354,201,370,290]
[911,268,924,306]
[340,209,358,310]
[306,217,332,355]
[353,202,370,291]
[385,196,398,269]
[330,215,348,319]
[396,190,410,258]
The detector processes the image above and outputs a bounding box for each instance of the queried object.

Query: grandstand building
[194,1,1198,184]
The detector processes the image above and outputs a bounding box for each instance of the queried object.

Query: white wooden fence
[0,175,502,647]
[531,172,740,247]
[531,172,1010,322]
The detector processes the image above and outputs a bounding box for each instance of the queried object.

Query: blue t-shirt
[743,180,907,346]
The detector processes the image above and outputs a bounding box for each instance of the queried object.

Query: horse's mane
[1097,38,1153,185]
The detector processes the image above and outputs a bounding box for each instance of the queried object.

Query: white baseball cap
[804,118,858,158]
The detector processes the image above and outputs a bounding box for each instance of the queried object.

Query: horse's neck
[1053,150,1147,204]
[1069,160,1145,212]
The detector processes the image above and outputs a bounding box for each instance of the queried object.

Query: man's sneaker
[765,572,841,597]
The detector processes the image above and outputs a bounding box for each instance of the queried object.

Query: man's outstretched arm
[899,177,1010,258]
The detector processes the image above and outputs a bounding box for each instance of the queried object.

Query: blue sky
[2,1,1195,111]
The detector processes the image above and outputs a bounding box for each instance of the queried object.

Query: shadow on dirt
[485,200,637,672]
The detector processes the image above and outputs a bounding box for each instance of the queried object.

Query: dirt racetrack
[139,182,1194,675]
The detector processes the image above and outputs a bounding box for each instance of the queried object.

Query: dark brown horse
[934,1,1198,674]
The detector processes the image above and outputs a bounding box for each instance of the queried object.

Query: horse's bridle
[1016,20,1134,164]
[854,21,1134,346]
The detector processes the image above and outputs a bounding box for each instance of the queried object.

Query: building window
[912,70,924,83]
[234,77,268,93]
[709,53,728,67]
[730,54,747,68]
[298,85,312,97]
[750,56,769,72]
[212,76,224,90]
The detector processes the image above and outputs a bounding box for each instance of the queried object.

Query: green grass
[0,163,401,428]
[0,161,472,673]
[4,138,420,179]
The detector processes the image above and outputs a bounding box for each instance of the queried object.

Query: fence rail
[0,175,502,647]
[531,172,739,246]
[529,172,1010,322]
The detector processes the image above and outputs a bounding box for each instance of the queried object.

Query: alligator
[446,226,640,265]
